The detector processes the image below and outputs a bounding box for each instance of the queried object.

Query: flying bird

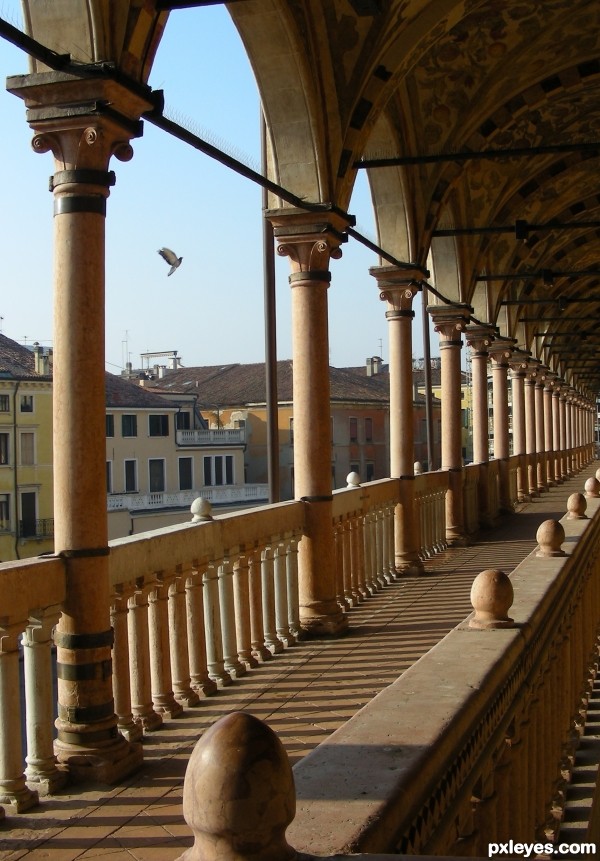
[158,247,183,276]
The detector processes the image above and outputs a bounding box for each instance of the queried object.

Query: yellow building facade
[0,339,53,561]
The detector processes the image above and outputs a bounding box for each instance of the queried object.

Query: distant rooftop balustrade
[176,428,246,446]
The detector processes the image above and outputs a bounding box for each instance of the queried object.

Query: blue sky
[0,3,434,372]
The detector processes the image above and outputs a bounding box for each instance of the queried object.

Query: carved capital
[267,206,352,279]
[465,324,496,357]
[8,71,152,175]
[369,265,422,313]
[427,303,471,344]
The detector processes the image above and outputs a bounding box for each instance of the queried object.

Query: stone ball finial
[585,477,600,498]
[191,497,213,522]
[414,461,423,475]
[469,569,514,629]
[177,712,296,861]
[535,519,566,557]
[567,492,588,520]
[346,471,361,488]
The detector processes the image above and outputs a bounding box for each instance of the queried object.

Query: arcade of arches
[2,0,600,798]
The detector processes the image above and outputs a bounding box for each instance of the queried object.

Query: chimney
[168,352,179,370]
[33,342,49,375]
[366,356,382,376]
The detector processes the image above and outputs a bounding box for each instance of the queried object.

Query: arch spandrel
[21,1,168,82]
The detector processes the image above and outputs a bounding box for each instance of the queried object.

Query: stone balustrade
[176,484,600,859]
[414,470,448,557]
[0,444,591,825]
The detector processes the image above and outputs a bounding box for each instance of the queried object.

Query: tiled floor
[1,464,597,860]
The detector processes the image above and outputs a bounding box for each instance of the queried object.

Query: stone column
[8,72,152,781]
[370,267,423,573]
[543,378,555,485]
[466,325,495,527]
[427,304,471,546]
[534,371,547,492]
[509,357,528,502]
[559,391,568,480]
[268,207,350,636]
[524,367,539,498]
[489,339,515,512]
[552,385,562,482]
[565,393,574,476]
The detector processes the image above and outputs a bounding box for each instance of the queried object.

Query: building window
[20,491,36,537]
[364,417,373,443]
[349,416,358,442]
[176,411,191,430]
[124,459,137,492]
[149,414,169,436]
[289,418,294,445]
[122,414,137,437]
[106,414,114,437]
[0,494,9,531]
[20,432,34,466]
[350,462,360,475]
[20,395,34,413]
[0,433,9,465]
[0,395,9,412]
[179,457,193,491]
[106,461,113,494]
[203,455,234,486]
[366,462,375,482]
[149,459,166,493]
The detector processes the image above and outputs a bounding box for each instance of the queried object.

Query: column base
[297,609,348,638]
[117,720,144,743]
[395,558,425,576]
[446,533,470,548]
[0,781,39,812]
[55,736,143,785]
[25,766,69,796]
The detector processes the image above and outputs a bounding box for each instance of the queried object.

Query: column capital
[8,72,153,173]
[488,337,517,367]
[465,323,497,356]
[267,206,352,277]
[427,303,471,344]
[370,266,422,315]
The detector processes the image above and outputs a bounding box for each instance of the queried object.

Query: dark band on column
[57,659,113,681]
[440,339,463,348]
[54,628,114,650]
[289,270,332,284]
[57,726,119,745]
[50,169,116,190]
[58,546,110,558]
[301,494,334,502]
[385,309,415,320]
[54,196,107,216]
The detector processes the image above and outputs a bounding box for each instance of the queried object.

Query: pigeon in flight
[158,247,183,276]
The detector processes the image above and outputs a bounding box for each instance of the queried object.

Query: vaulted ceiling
[15,0,600,395]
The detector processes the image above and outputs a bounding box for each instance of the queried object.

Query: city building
[0,336,53,561]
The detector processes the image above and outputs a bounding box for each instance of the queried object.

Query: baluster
[219,554,246,678]
[0,623,38,811]
[334,521,349,609]
[274,540,295,647]
[148,572,182,716]
[128,583,162,732]
[203,561,231,686]
[383,502,395,582]
[248,549,271,662]
[169,568,200,707]
[110,584,143,742]
[340,519,354,607]
[362,512,375,594]
[232,553,258,669]
[351,514,368,599]
[262,545,282,654]
[185,561,217,696]
[374,509,387,586]
[286,536,301,638]
[23,606,68,793]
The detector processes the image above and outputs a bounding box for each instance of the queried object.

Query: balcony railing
[18,518,54,539]
[107,484,269,511]
[0,445,593,838]
[176,428,245,446]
